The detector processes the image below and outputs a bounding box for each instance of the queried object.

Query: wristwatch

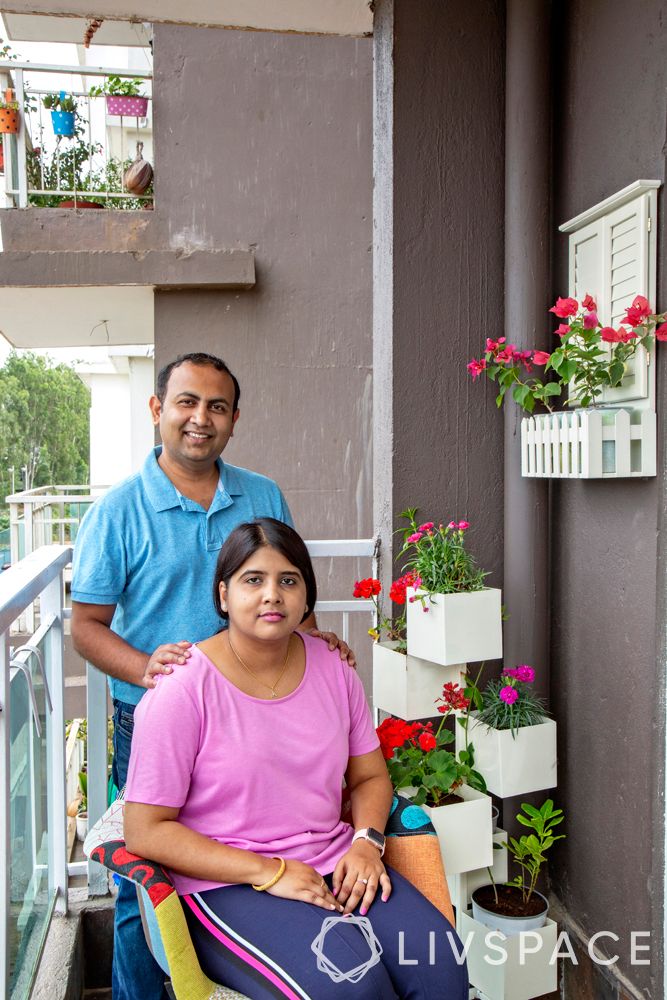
[352,827,386,857]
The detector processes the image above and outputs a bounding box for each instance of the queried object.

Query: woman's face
[220,544,308,640]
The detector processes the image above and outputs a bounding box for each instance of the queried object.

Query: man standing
[71,352,351,1000]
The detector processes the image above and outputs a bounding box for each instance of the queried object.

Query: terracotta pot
[0,106,19,134]
[58,199,105,209]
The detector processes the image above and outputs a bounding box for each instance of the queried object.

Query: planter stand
[406,588,502,666]
[458,716,557,798]
[372,641,465,719]
[521,407,656,478]
[448,828,509,934]
[460,910,558,1000]
[422,784,493,875]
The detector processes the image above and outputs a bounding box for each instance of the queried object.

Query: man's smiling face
[149,362,240,472]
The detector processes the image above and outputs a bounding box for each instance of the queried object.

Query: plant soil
[428,792,463,807]
[472,884,546,918]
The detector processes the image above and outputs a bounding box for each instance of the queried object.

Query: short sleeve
[345,667,380,757]
[71,499,127,605]
[125,670,201,808]
[278,490,294,528]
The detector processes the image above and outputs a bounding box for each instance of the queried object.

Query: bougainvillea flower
[618,328,637,343]
[555,323,571,337]
[549,296,578,318]
[623,295,651,328]
[499,685,519,705]
[656,322,667,342]
[600,327,622,343]
[583,311,599,329]
[495,346,517,363]
[515,665,535,683]
[467,358,487,379]
[582,294,597,312]
[532,351,551,365]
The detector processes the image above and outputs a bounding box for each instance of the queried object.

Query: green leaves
[502,799,566,904]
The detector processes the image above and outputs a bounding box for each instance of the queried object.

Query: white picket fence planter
[406,588,503,666]
[521,407,656,478]
[460,716,557,798]
[422,784,493,875]
[460,911,558,1000]
[372,641,464,719]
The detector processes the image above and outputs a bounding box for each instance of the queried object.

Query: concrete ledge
[0,249,255,289]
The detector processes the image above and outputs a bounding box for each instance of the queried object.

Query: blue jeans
[111,700,170,1000]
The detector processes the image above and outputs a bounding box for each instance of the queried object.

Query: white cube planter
[464,715,557,798]
[448,830,509,935]
[423,784,493,875]
[372,642,465,720]
[406,587,502,666]
[460,910,558,1000]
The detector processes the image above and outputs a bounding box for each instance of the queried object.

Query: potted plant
[0,88,19,134]
[76,769,88,841]
[399,510,503,666]
[470,798,565,935]
[377,682,493,874]
[89,75,149,117]
[42,92,77,137]
[460,664,557,798]
[355,574,464,719]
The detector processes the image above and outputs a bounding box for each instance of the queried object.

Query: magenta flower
[467,358,487,379]
[515,665,535,683]
[407,532,423,543]
[500,685,519,705]
[457,520,470,530]
[447,520,457,529]
[418,522,434,532]
[583,311,599,329]
[412,575,422,589]
[502,667,518,678]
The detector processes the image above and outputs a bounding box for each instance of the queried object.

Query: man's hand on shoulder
[142,641,193,688]
[308,629,357,669]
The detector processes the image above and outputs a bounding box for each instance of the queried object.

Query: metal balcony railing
[0,62,153,210]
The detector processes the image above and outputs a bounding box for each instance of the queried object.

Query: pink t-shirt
[125,631,380,895]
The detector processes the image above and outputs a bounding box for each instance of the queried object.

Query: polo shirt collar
[141,446,244,513]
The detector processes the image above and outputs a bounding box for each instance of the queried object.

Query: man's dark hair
[156,353,240,412]
[213,518,317,624]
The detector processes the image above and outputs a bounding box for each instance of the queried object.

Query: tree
[0,352,90,509]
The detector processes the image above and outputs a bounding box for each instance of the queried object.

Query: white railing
[520,407,657,479]
[0,62,152,210]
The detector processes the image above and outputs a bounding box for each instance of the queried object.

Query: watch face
[367,827,386,848]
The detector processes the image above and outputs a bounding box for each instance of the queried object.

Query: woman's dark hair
[213,518,317,623]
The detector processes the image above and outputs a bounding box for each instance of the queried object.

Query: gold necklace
[227,633,293,699]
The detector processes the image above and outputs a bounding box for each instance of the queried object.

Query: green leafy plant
[468,294,667,413]
[78,769,88,814]
[42,93,77,113]
[376,681,486,806]
[470,664,549,738]
[503,799,565,906]
[398,508,488,601]
[0,93,18,111]
[89,75,146,98]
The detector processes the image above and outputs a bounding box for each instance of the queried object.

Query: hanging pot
[51,110,75,137]
[0,89,19,134]
[123,141,153,195]
[106,95,149,117]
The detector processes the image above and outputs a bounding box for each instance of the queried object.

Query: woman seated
[124,518,468,999]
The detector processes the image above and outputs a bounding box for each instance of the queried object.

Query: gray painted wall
[550,1,667,992]
[389,0,506,583]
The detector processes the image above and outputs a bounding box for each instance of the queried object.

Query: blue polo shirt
[71,447,293,706]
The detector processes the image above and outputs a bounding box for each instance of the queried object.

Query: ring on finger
[356,877,369,885]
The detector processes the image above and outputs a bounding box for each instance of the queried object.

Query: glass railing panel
[8,636,55,1000]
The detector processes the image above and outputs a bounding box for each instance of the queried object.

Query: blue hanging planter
[49,91,75,137]
[50,110,75,136]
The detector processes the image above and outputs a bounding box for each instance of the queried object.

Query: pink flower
[618,327,636,343]
[499,685,519,705]
[600,326,622,343]
[407,532,423,543]
[583,311,599,329]
[447,521,457,529]
[582,294,597,312]
[532,351,551,365]
[412,575,422,589]
[418,522,434,532]
[467,358,487,379]
[515,665,535,683]
[502,667,518,678]
[656,322,667,342]
[555,323,571,337]
[486,338,498,351]
[495,345,517,364]
[549,297,578,318]
[457,520,470,530]
[623,295,651,328]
